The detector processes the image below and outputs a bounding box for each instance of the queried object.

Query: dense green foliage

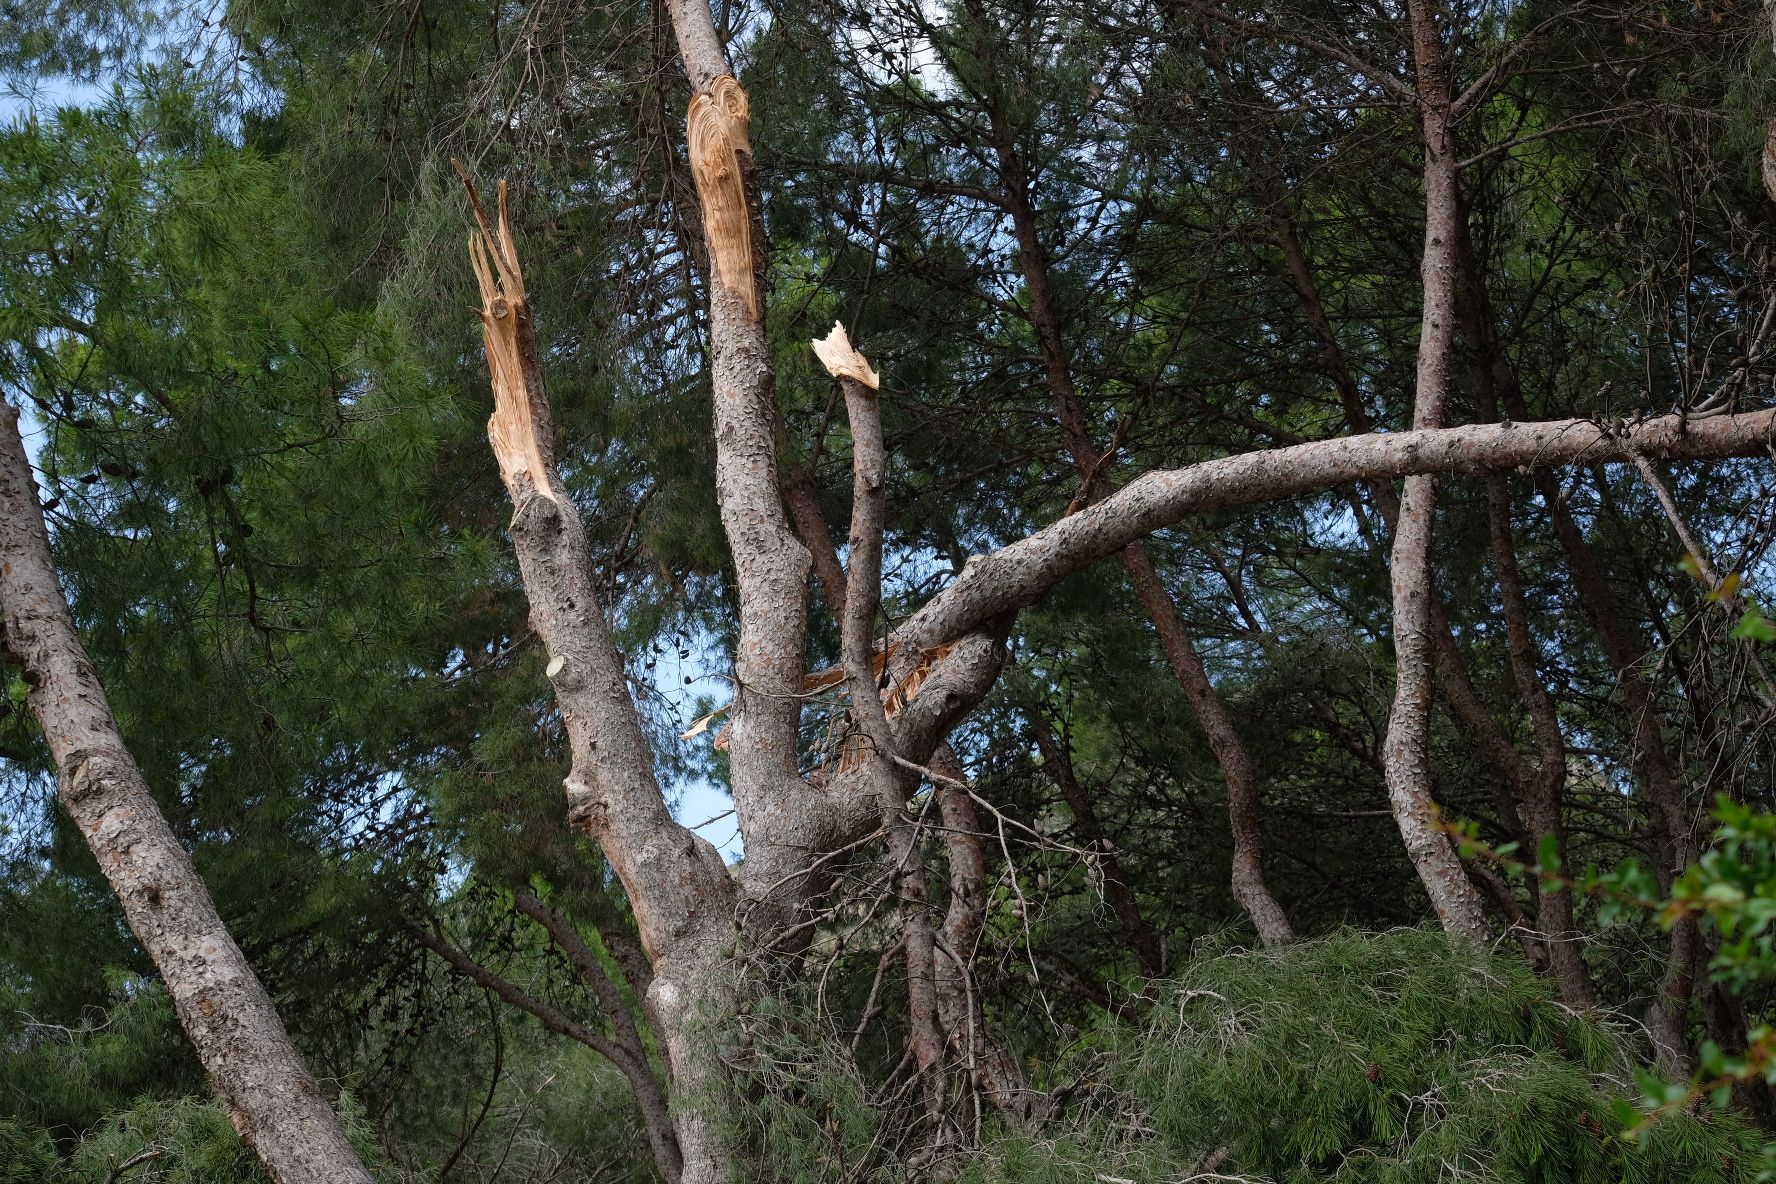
[7,0,1776,1178]
[730,930,1769,1183]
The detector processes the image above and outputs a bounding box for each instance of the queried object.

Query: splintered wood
[682,641,958,777]
[812,322,880,390]
[456,163,558,505]
[687,76,759,320]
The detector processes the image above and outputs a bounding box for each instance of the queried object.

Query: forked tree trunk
[458,12,1776,1165]
[0,402,376,1184]
[666,1,836,924]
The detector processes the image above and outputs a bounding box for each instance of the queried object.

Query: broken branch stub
[687,76,759,321]
[455,162,558,506]
[682,640,958,773]
[812,322,880,390]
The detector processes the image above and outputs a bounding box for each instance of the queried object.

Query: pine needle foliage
[964,929,1763,1184]
[727,930,1766,1184]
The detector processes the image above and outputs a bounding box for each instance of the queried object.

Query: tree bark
[896,405,1776,678]
[1480,330,1707,1065]
[665,16,839,922]
[1265,174,1552,929]
[1270,170,1532,851]
[0,401,376,1184]
[1482,475,1595,1003]
[1377,0,1494,943]
[459,174,737,1184]
[927,747,1039,1120]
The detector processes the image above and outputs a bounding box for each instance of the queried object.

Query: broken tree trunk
[0,401,376,1184]
[668,0,849,940]
[458,170,733,1184]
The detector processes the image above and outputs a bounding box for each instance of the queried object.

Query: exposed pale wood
[455,163,558,508]
[458,168,729,1184]
[812,321,881,390]
[686,76,759,319]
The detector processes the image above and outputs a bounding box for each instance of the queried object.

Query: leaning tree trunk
[982,92,1292,946]
[0,402,376,1184]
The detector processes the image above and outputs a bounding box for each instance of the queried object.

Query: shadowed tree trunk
[0,401,376,1184]
[1447,220,1598,1006]
[1536,464,1704,1072]
[1378,0,1493,943]
[927,745,1037,1119]
[1030,722,1165,977]
[968,33,1292,944]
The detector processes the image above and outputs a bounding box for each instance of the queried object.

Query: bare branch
[897,409,1776,654]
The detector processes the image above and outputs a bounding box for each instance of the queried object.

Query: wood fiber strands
[687,76,759,320]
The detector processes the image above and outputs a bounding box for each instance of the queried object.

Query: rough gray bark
[459,174,734,1184]
[0,401,376,1184]
[828,335,948,1118]
[1267,178,1549,927]
[896,407,1776,659]
[666,0,846,935]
